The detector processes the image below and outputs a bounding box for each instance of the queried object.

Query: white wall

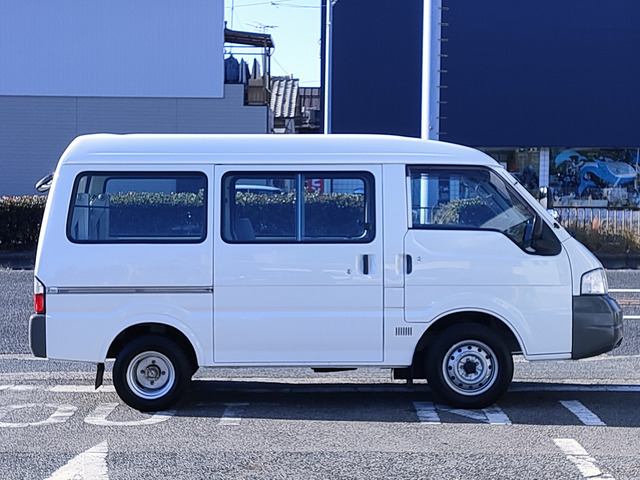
[0,0,224,98]
[0,86,269,195]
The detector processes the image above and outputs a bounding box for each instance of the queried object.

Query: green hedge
[0,195,47,251]
[571,226,640,254]
[109,190,204,206]
[4,192,638,257]
[234,191,366,237]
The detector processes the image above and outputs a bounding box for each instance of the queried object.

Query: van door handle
[406,254,413,274]
[363,254,369,275]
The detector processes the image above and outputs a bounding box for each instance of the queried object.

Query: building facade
[0,1,272,195]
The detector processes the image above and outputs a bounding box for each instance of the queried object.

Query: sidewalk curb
[595,253,640,270]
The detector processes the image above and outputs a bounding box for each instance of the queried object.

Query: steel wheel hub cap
[443,340,498,396]
[127,351,175,400]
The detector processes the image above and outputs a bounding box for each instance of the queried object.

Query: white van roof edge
[58,134,498,166]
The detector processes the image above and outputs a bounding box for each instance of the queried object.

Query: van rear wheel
[425,323,513,409]
[113,335,191,412]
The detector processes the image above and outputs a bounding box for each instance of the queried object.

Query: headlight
[581,268,608,295]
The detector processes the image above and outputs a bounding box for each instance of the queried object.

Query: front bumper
[29,314,47,358]
[572,295,623,359]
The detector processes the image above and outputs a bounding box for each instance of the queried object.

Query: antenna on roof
[248,22,278,34]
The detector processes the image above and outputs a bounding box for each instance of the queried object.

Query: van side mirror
[35,173,54,193]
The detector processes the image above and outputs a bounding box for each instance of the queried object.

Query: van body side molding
[47,286,213,295]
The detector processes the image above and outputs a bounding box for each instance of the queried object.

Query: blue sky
[224,0,321,86]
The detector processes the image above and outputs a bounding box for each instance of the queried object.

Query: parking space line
[481,405,512,424]
[6,385,36,392]
[50,385,116,393]
[219,402,249,426]
[554,438,615,479]
[44,441,109,480]
[412,401,441,424]
[559,400,606,426]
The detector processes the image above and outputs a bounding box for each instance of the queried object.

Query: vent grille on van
[395,327,413,337]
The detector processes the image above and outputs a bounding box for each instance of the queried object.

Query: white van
[29,134,622,411]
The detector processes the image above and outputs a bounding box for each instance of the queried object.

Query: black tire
[113,335,191,412]
[424,323,513,409]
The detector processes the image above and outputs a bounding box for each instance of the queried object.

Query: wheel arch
[408,311,522,379]
[106,323,198,374]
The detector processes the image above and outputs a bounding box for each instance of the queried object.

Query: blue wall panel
[329,0,423,137]
[441,0,640,147]
[328,1,640,147]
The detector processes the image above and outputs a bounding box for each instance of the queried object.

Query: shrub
[571,225,640,254]
[432,196,484,224]
[0,195,47,251]
[233,190,366,237]
[109,190,204,207]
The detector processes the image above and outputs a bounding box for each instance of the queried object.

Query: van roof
[59,134,498,166]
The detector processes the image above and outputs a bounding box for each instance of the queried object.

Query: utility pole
[323,0,338,134]
[421,0,442,141]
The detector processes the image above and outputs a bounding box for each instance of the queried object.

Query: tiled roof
[270,76,299,119]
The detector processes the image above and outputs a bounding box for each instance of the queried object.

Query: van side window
[222,172,374,243]
[409,167,545,252]
[68,172,206,243]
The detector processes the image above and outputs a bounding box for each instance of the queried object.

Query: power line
[225,0,318,8]
[272,56,291,76]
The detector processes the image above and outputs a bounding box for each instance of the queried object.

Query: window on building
[550,147,640,207]
[482,148,541,194]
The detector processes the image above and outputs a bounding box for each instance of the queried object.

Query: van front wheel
[425,324,513,409]
[113,335,190,412]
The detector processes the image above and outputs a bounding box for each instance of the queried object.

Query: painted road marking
[412,401,511,424]
[51,385,116,393]
[218,402,249,426]
[6,385,36,391]
[44,441,109,480]
[560,400,606,426]
[0,403,77,428]
[412,401,441,424]
[85,402,175,427]
[554,438,615,479]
